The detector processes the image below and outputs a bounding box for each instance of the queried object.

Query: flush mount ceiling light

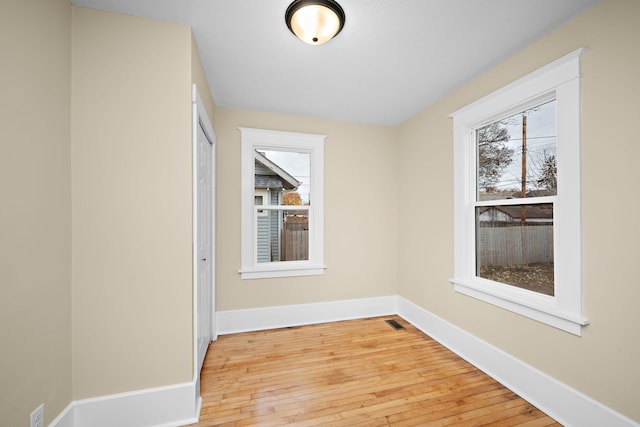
[285,0,345,45]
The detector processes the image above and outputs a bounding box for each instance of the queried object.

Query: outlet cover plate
[30,404,44,427]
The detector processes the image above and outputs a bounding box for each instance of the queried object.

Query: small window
[240,128,325,279]
[254,190,268,216]
[450,49,589,335]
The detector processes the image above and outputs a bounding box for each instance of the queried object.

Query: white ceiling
[70,0,599,126]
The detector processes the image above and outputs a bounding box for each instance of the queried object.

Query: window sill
[449,277,589,336]
[240,264,326,280]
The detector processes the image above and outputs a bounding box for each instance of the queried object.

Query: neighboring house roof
[478,188,555,221]
[479,189,556,200]
[518,189,556,198]
[479,205,553,221]
[255,175,286,189]
[254,151,301,190]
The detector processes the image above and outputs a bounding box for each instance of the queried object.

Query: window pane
[476,204,554,296]
[477,100,557,201]
[256,150,311,205]
[256,208,309,263]
[254,149,310,264]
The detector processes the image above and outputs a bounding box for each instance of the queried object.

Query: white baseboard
[216,295,397,334]
[49,295,637,427]
[396,296,638,427]
[49,382,200,427]
[48,402,74,427]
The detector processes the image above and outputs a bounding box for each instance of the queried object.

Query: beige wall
[0,0,72,425]
[214,108,399,310]
[71,7,194,398]
[192,36,216,126]
[397,0,640,421]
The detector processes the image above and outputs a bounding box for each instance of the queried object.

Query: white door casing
[193,84,216,380]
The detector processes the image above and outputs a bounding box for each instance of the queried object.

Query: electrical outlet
[30,404,44,427]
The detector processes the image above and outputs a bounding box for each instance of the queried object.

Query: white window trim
[240,127,325,280]
[449,48,589,335]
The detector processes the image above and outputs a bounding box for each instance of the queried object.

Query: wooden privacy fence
[477,223,553,266]
[281,229,308,261]
[281,218,308,261]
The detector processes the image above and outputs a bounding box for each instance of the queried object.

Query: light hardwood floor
[186,316,560,426]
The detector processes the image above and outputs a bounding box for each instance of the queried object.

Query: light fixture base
[285,0,345,45]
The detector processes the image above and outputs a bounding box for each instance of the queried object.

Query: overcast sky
[261,150,311,203]
[494,99,557,193]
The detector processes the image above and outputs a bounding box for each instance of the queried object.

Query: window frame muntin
[239,127,325,279]
[450,48,589,335]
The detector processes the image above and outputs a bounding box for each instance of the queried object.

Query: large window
[476,100,557,296]
[240,128,325,279]
[450,49,589,335]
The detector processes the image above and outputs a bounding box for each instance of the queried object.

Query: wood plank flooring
[185,316,560,426]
